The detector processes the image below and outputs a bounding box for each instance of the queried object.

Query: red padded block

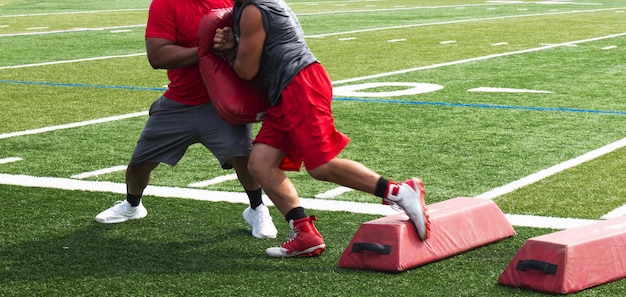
[197,8,269,125]
[338,197,515,272]
[498,216,626,294]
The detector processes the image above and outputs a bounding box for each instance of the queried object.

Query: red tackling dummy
[197,8,269,125]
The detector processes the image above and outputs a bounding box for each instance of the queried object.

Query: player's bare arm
[146,38,199,69]
[231,4,265,80]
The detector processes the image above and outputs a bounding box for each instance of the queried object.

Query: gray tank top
[233,0,317,106]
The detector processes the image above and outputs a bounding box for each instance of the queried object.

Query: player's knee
[246,156,264,180]
[308,164,332,182]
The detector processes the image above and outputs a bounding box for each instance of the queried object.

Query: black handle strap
[351,242,392,255]
[516,259,558,275]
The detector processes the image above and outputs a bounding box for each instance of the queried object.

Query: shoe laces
[284,225,300,244]
[112,200,126,208]
[257,211,271,225]
[112,200,134,212]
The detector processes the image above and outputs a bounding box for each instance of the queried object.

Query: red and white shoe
[265,215,326,257]
[384,178,431,241]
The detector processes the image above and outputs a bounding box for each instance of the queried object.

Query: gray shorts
[130,96,252,169]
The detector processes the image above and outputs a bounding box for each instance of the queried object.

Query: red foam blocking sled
[498,216,626,294]
[338,197,515,272]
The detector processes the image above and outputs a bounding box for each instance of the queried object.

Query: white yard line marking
[307,8,624,38]
[491,42,509,46]
[475,137,626,199]
[110,30,133,33]
[0,157,23,164]
[0,173,600,229]
[0,173,396,216]
[0,9,147,18]
[505,214,598,229]
[0,53,146,70]
[71,165,127,179]
[188,174,238,188]
[298,3,512,16]
[602,205,626,219]
[332,32,626,85]
[0,25,145,37]
[468,87,553,93]
[315,186,354,199]
[4,7,620,39]
[0,111,147,140]
[602,45,618,50]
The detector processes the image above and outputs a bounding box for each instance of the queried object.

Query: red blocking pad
[338,197,515,272]
[197,8,269,125]
[498,216,626,294]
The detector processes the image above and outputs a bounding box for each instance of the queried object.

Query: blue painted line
[334,97,626,115]
[2,79,625,115]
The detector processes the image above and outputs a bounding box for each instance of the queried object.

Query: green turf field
[1,0,625,296]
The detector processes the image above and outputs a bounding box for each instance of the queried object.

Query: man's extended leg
[248,143,325,257]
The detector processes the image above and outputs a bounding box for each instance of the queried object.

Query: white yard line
[0,173,600,229]
[315,186,354,199]
[0,157,22,164]
[3,7,622,39]
[0,53,146,70]
[0,8,147,18]
[332,32,626,85]
[0,111,147,139]
[0,25,145,37]
[307,8,625,38]
[475,137,626,200]
[71,165,127,179]
[188,174,238,188]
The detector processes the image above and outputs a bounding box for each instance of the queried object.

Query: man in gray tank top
[214,0,430,258]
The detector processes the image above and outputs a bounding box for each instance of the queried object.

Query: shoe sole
[252,232,277,239]
[95,209,147,224]
[402,177,430,241]
[408,178,431,241]
[94,214,146,224]
[266,244,326,258]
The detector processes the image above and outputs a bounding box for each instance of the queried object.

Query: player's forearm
[146,43,199,69]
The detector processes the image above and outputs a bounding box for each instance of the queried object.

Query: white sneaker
[386,178,431,241]
[95,200,147,224]
[243,205,278,239]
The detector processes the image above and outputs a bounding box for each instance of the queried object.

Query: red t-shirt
[145,0,232,105]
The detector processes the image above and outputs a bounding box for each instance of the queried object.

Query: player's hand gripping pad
[198,8,269,125]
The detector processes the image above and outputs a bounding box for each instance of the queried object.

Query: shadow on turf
[0,223,299,283]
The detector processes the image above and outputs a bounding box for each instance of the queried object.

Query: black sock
[126,193,142,206]
[374,177,389,198]
[246,188,263,209]
[285,207,306,222]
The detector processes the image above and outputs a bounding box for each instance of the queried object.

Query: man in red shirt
[95,0,278,240]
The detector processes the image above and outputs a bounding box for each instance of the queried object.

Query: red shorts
[254,62,350,171]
